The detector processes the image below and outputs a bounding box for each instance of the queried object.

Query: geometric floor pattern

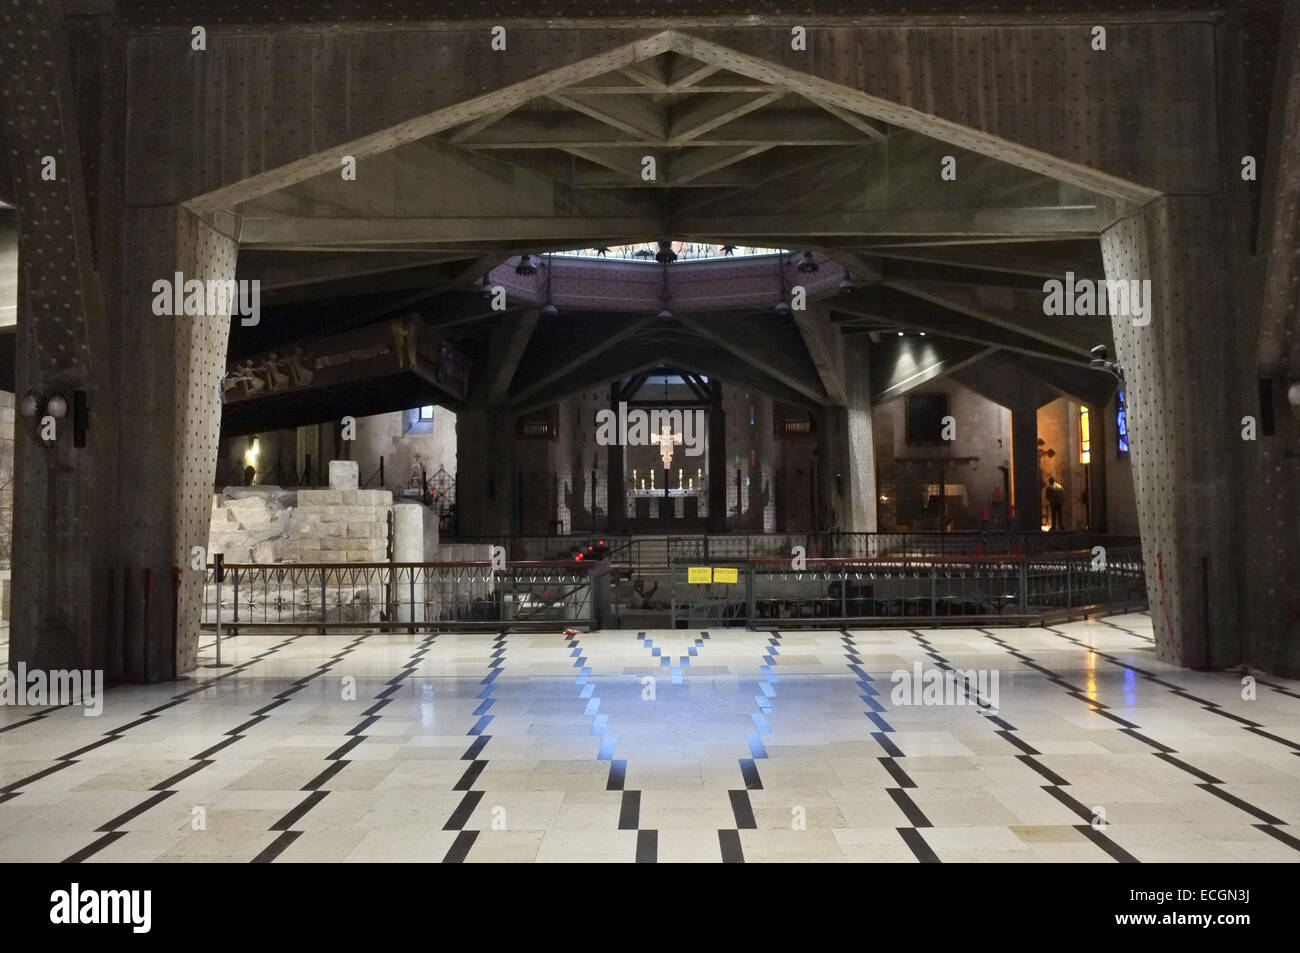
[2,613,1298,863]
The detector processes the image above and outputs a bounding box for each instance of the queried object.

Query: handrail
[211,559,593,571]
[744,549,1142,568]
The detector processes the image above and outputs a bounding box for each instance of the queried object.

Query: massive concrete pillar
[1101,197,1244,669]
[825,334,876,533]
[707,380,726,531]
[455,406,514,537]
[1009,403,1041,534]
[3,4,237,678]
[754,394,776,532]
[132,208,238,676]
[606,384,625,533]
[11,205,235,679]
[1242,6,1300,677]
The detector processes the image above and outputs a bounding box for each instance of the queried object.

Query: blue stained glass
[1116,390,1129,456]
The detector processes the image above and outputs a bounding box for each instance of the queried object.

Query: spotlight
[20,392,39,417]
[541,303,560,317]
[774,301,791,316]
[46,394,68,419]
[655,240,677,264]
[1089,342,1125,382]
[657,308,673,320]
[839,271,862,293]
[797,251,819,274]
[515,255,537,276]
[1288,381,1300,408]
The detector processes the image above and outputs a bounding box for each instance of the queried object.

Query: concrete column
[826,334,877,533]
[755,394,776,532]
[1009,403,1040,533]
[606,384,625,533]
[1242,8,1300,676]
[814,408,834,531]
[707,381,726,531]
[455,406,514,537]
[1086,402,1108,533]
[1101,196,1244,669]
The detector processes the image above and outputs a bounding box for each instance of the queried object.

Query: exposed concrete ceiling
[227,37,1125,424]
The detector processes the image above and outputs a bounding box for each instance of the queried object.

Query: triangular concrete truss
[230,30,1129,425]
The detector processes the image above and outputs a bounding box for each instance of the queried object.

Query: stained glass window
[1079,406,1091,464]
[1116,391,1129,457]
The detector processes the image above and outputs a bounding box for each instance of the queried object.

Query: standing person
[1045,476,1066,531]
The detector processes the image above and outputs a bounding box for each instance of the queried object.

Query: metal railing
[444,531,1141,570]
[818,531,1138,559]
[669,550,1146,628]
[200,560,593,631]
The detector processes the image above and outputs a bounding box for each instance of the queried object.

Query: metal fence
[446,531,1140,568]
[201,561,593,631]
[817,531,1139,559]
[669,550,1146,628]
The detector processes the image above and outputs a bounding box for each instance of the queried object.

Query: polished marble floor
[1,614,1298,863]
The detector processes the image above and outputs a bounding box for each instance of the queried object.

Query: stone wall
[350,407,457,495]
[208,488,296,563]
[207,486,392,564]
[293,488,391,563]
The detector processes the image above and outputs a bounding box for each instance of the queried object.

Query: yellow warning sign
[712,567,739,584]
[687,566,713,584]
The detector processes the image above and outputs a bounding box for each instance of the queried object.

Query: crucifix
[650,424,682,471]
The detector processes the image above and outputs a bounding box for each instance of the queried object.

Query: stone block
[329,460,359,490]
[224,496,272,528]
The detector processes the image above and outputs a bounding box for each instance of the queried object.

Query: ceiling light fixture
[515,255,537,276]
[540,253,559,317]
[774,249,791,316]
[655,239,677,264]
[797,251,819,274]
